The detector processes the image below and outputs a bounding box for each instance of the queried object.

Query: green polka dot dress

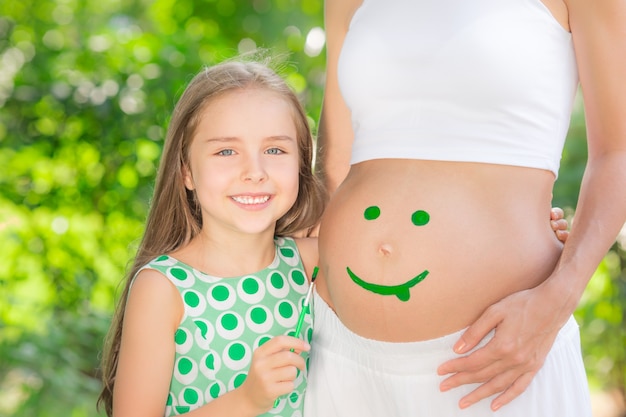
[137,237,312,417]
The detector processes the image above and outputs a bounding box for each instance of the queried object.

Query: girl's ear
[182,164,195,190]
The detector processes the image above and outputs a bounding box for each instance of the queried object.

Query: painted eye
[364,206,430,226]
[412,210,430,226]
[364,206,380,220]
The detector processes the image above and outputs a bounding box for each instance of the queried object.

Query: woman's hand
[434,209,569,410]
[550,207,569,243]
[238,335,309,413]
[436,282,569,411]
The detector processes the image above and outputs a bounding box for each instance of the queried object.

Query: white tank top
[339,0,579,176]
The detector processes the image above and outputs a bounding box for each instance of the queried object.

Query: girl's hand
[239,335,310,413]
[550,207,569,243]
[436,283,567,411]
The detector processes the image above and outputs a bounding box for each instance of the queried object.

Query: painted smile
[349,205,431,301]
[347,267,429,301]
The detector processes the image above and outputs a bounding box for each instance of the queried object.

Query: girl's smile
[230,194,273,210]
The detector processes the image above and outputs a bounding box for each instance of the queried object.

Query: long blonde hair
[97,58,326,416]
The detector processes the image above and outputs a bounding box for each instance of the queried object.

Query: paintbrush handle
[273,266,318,408]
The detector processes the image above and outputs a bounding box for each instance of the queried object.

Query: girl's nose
[241,156,268,183]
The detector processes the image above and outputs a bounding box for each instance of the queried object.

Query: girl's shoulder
[139,254,177,271]
[288,236,318,281]
[135,255,190,282]
[126,265,184,327]
[132,255,211,293]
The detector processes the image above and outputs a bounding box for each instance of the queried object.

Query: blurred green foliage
[0,1,623,416]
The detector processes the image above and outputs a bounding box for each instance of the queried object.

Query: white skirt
[304,290,591,417]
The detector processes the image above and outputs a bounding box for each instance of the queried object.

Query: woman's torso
[317,160,563,341]
[140,237,312,416]
[340,0,577,174]
[317,0,576,342]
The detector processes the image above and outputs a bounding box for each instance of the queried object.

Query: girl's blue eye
[266,148,284,155]
[218,149,234,156]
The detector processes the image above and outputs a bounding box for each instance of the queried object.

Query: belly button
[378,243,393,257]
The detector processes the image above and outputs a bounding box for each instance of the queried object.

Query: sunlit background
[0,1,624,416]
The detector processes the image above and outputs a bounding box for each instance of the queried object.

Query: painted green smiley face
[346,205,430,302]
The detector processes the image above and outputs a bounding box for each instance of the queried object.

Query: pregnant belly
[316,159,562,341]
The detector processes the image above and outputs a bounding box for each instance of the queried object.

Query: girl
[98,59,325,417]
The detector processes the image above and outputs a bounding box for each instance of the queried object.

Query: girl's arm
[437,0,626,410]
[112,269,182,416]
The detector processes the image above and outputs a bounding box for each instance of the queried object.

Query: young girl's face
[184,87,301,237]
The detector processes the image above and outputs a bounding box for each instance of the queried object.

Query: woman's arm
[316,0,362,195]
[437,0,626,410]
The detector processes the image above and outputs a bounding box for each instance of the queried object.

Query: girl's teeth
[233,196,270,204]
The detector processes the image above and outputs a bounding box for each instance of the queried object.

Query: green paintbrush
[273,266,318,408]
